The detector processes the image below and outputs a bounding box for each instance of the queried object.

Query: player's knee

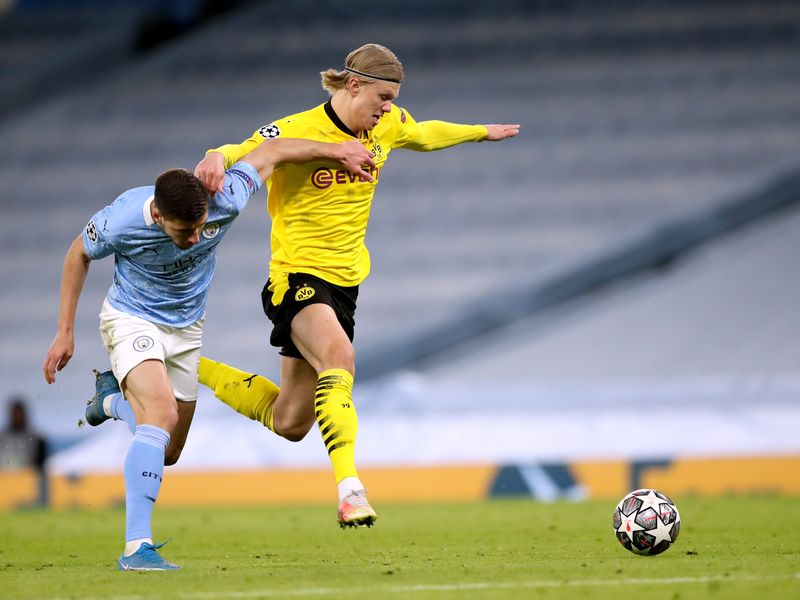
[162,407,180,432]
[280,423,314,442]
[164,448,182,466]
[281,429,308,443]
[323,343,355,374]
[274,415,314,442]
[142,401,179,432]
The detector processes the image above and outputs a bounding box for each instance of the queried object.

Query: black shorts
[261,272,358,360]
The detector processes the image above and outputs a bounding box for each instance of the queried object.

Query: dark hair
[154,168,209,221]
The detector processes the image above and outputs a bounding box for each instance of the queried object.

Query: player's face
[353,81,400,131]
[159,212,208,249]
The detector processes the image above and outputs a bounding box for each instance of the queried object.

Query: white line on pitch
[179,573,800,598]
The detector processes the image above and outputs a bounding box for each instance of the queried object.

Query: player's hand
[336,140,376,183]
[194,151,226,193]
[42,332,74,384]
[484,124,520,141]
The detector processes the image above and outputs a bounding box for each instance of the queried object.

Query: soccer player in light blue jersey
[42,139,374,571]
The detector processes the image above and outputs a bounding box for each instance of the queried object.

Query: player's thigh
[290,303,354,373]
[99,298,167,394]
[163,316,203,402]
[122,359,178,429]
[160,317,203,460]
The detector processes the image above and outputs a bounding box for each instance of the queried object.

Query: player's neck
[330,93,363,136]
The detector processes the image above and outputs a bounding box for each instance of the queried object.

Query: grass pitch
[1,496,798,599]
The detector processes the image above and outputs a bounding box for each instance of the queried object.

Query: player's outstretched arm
[399,117,520,152]
[43,235,92,384]
[242,138,376,183]
[484,124,520,141]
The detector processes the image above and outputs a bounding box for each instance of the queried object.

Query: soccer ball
[613,488,681,555]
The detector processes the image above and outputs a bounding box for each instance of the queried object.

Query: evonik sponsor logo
[310,166,381,190]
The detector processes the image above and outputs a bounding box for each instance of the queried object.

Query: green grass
[1,497,798,599]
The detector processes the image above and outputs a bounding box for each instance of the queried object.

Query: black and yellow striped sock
[315,368,358,482]
[198,357,279,432]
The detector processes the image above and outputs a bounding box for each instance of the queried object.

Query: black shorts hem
[261,272,358,360]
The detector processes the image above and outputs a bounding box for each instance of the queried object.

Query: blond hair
[321,44,404,94]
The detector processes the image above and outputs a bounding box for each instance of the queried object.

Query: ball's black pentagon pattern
[621,495,643,516]
[635,507,658,530]
[649,539,672,556]
[632,529,656,552]
[670,520,681,541]
[660,503,678,525]
[616,531,633,551]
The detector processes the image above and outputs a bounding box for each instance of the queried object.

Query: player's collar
[324,99,357,138]
[143,195,155,225]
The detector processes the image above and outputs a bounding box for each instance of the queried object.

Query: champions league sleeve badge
[258,124,281,139]
[85,220,98,243]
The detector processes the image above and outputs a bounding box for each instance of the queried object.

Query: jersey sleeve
[209,121,287,169]
[392,107,488,151]
[215,161,263,212]
[82,206,116,260]
[210,137,264,170]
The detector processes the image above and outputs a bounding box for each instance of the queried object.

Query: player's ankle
[337,476,364,502]
[124,537,152,557]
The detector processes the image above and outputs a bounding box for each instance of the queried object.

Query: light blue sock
[109,393,137,435]
[124,425,170,542]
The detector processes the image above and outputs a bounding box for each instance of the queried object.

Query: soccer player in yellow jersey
[194,43,519,528]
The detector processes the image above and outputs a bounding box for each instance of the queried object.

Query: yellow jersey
[212,100,487,304]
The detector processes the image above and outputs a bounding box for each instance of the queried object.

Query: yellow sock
[198,357,279,432]
[315,368,358,482]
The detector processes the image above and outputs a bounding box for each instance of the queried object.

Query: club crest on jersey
[85,220,98,243]
[370,138,383,160]
[202,222,220,239]
[295,285,316,301]
[258,124,281,139]
[133,336,154,352]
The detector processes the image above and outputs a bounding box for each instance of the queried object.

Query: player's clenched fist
[335,140,376,182]
[194,151,226,193]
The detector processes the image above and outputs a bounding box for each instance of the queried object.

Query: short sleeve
[216,161,263,213]
[82,206,115,260]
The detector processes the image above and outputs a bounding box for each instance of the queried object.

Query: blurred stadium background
[1,0,799,509]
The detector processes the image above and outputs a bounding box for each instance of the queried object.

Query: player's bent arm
[241,138,376,183]
[195,137,264,193]
[215,138,264,170]
[42,235,93,384]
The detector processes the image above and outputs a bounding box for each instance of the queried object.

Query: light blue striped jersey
[83,162,261,327]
